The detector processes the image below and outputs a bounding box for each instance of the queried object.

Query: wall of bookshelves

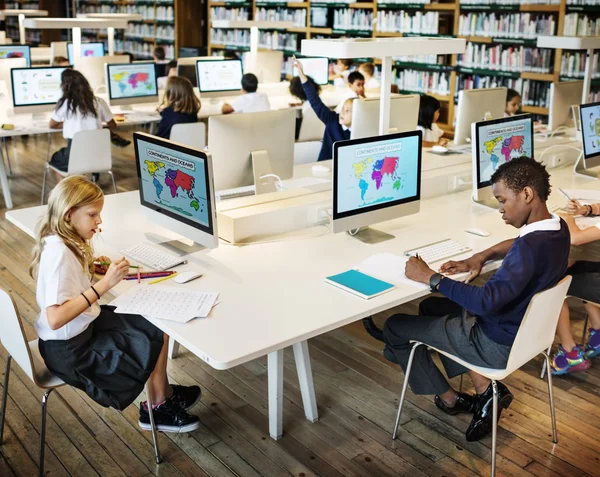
[0,0,66,44]
[206,0,600,131]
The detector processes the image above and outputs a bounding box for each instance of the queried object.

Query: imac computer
[351,95,420,139]
[197,59,243,99]
[332,130,422,243]
[577,102,600,178]
[67,42,105,65]
[454,87,507,145]
[0,46,31,67]
[243,50,283,83]
[548,81,583,132]
[76,55,129,91]
[472,114,534,206]
[10,66,67,114]
[177,56,223,88]
[105,62,158,107]
[208,108,295,192]
[293,57,328,85]
[133,131,218,250]
[0,57,26,99]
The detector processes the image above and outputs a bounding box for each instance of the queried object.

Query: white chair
[0,288,163,476]
[298,106,325,142]
[42,129,116,204]
[50,41,68,60]
[392,276,572,477]
[169,122,206,150]
[294,141,322,165]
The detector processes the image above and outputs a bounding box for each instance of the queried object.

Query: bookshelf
[0,1,64,45]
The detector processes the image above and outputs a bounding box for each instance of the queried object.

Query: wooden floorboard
[0,131,599,476]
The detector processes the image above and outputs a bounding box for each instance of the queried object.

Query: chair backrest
[68,129,112,175]
[298,106,325,142]
[31,47,52,64]
[50,41,68,59]
[505,276,572,373]
[169,122,206,150]
[0,288,37,383]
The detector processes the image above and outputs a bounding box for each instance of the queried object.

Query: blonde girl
[156,76,201,139]
[31,176,201,432]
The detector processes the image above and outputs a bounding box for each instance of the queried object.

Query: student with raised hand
[363,157,570,442]
[31,176,202,433]
[293,56,352,162]
[221,73,270,114]
[156,76,201,139]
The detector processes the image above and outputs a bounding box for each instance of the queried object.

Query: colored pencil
[94,261,139,269]
[149,272,178,285]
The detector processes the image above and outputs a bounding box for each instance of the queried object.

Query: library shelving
[0,0,65,45]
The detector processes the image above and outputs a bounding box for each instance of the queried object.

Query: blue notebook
[325,269,395,299]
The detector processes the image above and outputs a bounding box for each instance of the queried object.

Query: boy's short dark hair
[348,71,365,84]
[153,46,166,60]
[165,59,178,75]
[223,49,240,61]
[242,73,259,93]
[289,76,321,101]
[491,157,551,201]
[337,58,353,68]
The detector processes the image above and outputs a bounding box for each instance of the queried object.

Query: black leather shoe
[435,392,476,415]
[465,381,513,442]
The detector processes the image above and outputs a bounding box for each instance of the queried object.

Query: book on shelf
[560,51,600,80]
[459,0,560,5]
[456,75,551,108]
[256,7,307,26]
[458,42,554,74]
[376,0,431,4]
[394,69,450,96]
[211,7,251,21]
[376,11,439,34]
[333,9,373,32]
[563,13,600,36]
[458,13,556,38]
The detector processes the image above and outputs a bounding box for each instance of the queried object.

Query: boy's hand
[440,256,484,283]
[405,256,436,284]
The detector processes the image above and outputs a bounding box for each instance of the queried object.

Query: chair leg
[39,389,54,477]
[0,355,11,445]
[491,380,498,477]
[3,139,12,176]
[582,314,589,345]
[543,352,558,444]
[458,373,463,393]
[41,166,48,205]
[540,345,551,380]
[392,342,422,440]
[46,133,52,163]
[108,170,117,194]
[145,384,162,464]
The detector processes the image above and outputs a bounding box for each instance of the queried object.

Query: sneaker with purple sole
[584,328,600,359]
[551,345,591,375]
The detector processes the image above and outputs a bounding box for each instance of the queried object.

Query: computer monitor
[549,81,583,132]
[76,55,129,91]
[579,102,600,170]
[197,59,243,97]
[176,56,222,88]
[454,87,507,145]
[0,46,31,67]
[351,95,420,140]
[208,109,295,190]
[471,114,534,204]
[332,131,422,240]
[179,47,201,58]
[10,66,67,114]
[243,50,283,84]
[105,62,158,106]
[133,131,218,249]
[293,57,328,86]
[0,57,26,98]
[67,42,105,65]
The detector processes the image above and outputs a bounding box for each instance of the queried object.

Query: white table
[0,9,48,45]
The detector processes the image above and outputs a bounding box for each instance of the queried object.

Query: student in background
[505,89,521,117]
[156,76,201,139]
[294,57,352,162]
[221,73,270,114]
[52,56,70,67]
[359,63,380,89]
[48,69,119,181]
[153,46,166,62]
[330,58,353,88]
[121,52,135,63]
[31,176,202,433]
[223,49,241,61]
[157,59,177,89]
[418,94,447,147]
[335,71,366,113]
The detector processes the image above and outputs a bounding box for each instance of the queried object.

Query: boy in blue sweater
[293,57,352,162]
[376,157,570,442]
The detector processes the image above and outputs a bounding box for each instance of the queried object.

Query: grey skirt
[39,305,164,410]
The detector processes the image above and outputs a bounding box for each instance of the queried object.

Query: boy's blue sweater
[302,81,351,162]
[438,218,570,346]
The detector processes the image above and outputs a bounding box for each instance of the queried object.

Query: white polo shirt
[417,123,444,143]
[231,92,271,113]
[35,235,100,341]
[51,97,114,140]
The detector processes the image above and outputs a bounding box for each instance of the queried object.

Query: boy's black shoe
[170,384,202,410]
[434,392,477,415]
[110,134,131,148]
[138,397,201,433]
[465,381,513,442]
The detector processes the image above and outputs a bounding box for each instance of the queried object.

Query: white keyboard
[404,239,472,264]
[121,243,187,271]
[447,144,472,154]
[216,185,256,201]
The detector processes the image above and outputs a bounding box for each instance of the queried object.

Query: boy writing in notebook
[364,157,570,442]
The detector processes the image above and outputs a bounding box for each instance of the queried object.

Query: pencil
[94,261,139,269]
[149,272,178,285]
[137,266,141,284]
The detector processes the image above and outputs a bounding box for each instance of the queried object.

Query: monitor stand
[573,152,599,179]
[347,227,395,244]
[144,231,206,256]
[119,105,133,112]
[472,196,499,209]
[252,150,278,194]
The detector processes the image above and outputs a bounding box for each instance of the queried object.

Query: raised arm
[292,57,337,125]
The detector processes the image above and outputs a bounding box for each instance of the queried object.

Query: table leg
[168,339,180,359]
[268,349,283,440]
[0,147,13,209]
[292,341,318,423]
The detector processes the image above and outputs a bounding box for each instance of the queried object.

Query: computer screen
[580,102,600,160]
[333,131,422,227]
[197,59,243,93]
[11,66,66,108]
[106,62,158,101]
[67,42,105,65]
[134,132,216,246]
[0,46,31,67]
[473,114,534,189]
[294,57,328,85]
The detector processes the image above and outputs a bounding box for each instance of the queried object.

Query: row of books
[125,24,155,39]
[458,13,556,39]
[256,8,307,27]
[78,4,154,17]
[456,75,551,108]
[566,0,598,5]
[560,51,600,79]
[376,11,439,34]
[458,43,554,73]
[333,9,373,31]
[155,6,175,21]
[114,40,175,60]
[392,54,440,65]
[394,70,451,96]
[563,14,600,37]
[459,0,560,4]
[376,0,431,4]
[210,7,250,21]
[210,28,299,51]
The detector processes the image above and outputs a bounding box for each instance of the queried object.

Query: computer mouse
[465,228,490,237]
[312,164,331,173]
[432,145,448,153]
[174,271,203,284]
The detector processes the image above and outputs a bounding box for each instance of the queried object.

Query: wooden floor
[1,130,599,477]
